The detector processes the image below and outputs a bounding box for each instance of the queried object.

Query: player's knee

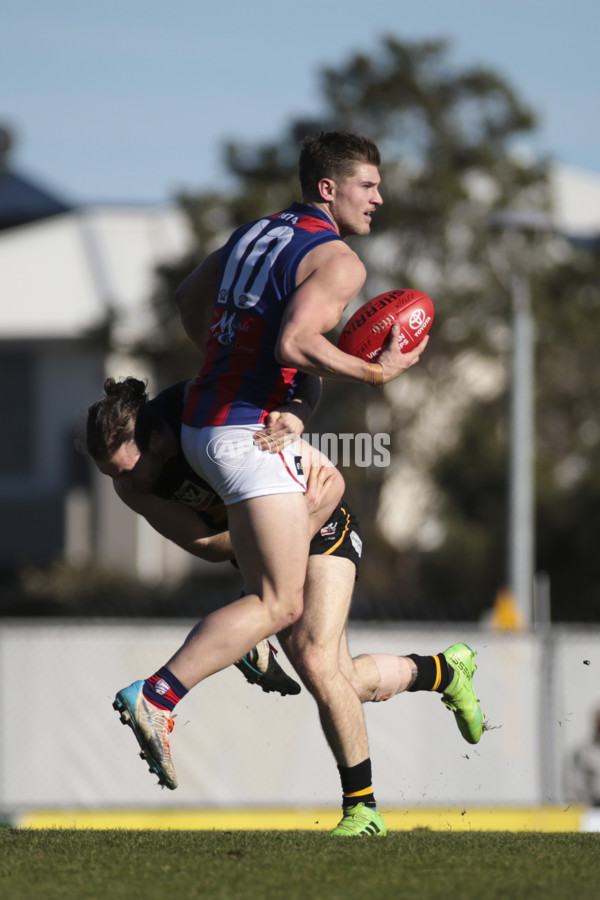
[292,643,336,694]
[271,591,304,632]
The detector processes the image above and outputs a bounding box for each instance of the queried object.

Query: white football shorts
[181,423,307,506]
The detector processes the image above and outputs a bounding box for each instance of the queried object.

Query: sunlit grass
[2,829,600,899]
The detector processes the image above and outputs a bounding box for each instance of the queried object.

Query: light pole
[488,209,553,627]
[508,266,535,625]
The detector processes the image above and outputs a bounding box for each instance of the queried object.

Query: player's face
[97,437,163,494]
[326,163,383,238]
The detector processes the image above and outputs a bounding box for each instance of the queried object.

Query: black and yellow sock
[406,653,452,693]
[338,758,377,810]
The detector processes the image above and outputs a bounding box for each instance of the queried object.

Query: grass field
[2,829,600,900]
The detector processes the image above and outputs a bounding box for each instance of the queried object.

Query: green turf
[1,829,599,900]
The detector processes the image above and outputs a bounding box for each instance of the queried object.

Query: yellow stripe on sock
[344,786,374,798]
[431,655,442,691]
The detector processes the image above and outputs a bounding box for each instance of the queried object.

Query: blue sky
[2,0,598,205]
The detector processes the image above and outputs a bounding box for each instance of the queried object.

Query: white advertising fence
[0,620,598,814]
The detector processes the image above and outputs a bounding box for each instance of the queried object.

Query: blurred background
[1,1,600,827]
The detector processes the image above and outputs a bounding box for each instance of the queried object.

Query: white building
[0,149,195,576]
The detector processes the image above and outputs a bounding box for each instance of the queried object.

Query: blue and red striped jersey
[183,203,342,427]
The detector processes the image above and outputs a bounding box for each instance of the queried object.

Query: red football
[337,289,434,361]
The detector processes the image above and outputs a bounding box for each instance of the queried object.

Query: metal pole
[508,270,534,625]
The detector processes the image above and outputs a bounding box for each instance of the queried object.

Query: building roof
[0,126,72,230]
[0,169,72,230]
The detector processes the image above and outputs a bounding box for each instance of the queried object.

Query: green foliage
[423,399,509,619]
[136,34,599,622]
[2,829,600,900]
[533,244,600,620]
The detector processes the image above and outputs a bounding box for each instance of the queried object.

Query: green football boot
[330,803,387,837]
[441,643,484,744]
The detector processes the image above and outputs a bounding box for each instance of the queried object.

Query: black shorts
[230,499,362,577]
[309,500,362,577]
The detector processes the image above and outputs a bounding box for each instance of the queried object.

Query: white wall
[2,621,598,812]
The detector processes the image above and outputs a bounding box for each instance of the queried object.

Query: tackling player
[87,372,484,834]
[86,378,480,833]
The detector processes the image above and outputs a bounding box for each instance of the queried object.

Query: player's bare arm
[276,242,427,384]
[174,248,223,355]
[115,484,234,563]
[303,462,342,521]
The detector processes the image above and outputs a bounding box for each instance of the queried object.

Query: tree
[144,35,598,622]
[533,243,600,621]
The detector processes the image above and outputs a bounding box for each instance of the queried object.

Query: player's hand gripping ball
[337,289,434,361]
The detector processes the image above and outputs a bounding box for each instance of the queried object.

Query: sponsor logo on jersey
[210,310,239,345]
[294,456,304,476]
[320,521,337,538]
[350,531,363,557]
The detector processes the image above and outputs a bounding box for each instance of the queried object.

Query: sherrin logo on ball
[337,289,434,362]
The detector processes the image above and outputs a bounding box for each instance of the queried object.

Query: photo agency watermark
[206,428,391,469]
[302,433,391,468]
[207,425,391,469]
